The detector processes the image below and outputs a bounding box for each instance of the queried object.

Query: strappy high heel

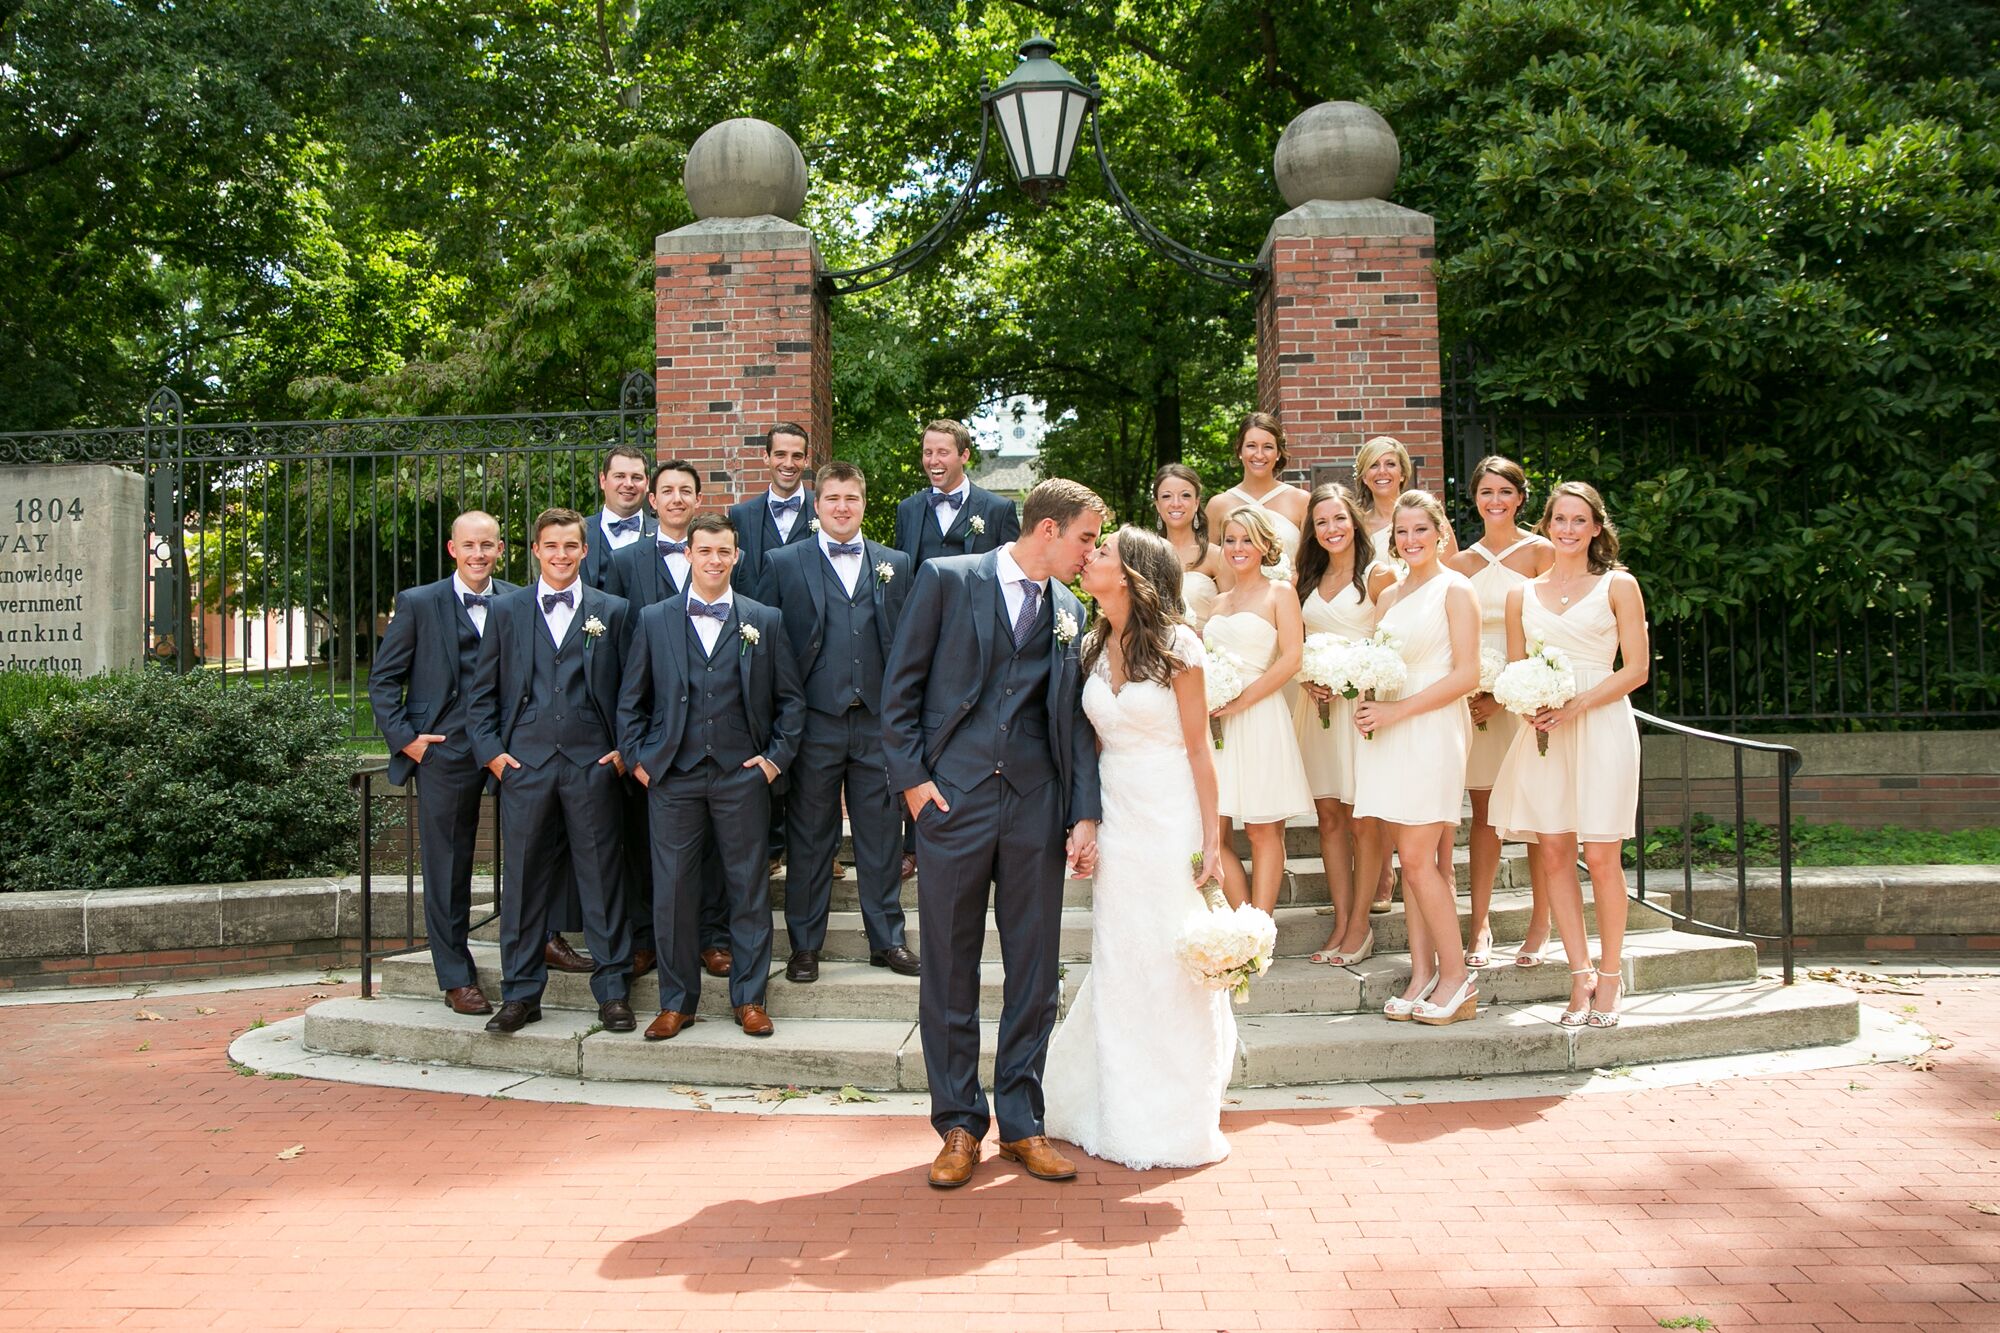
[1310,929,1374,967]
[1383,973,1437,1021]
[1412,974,1479,1026]
[1586,967,1623,1028]
[1559,967,1595,1028]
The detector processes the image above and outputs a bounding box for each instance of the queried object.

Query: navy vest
[509,615,611,768]
[806,556,884,716]
[913,504,965,564]
[670,614,758,772]
[431,606,483,755]
[933,594,1057,796]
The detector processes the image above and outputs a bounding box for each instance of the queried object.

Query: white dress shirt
[932,481,970,535]
[687,587,734,657]
[994,546,1048,631]
[537,577,580,644]
[452,572,492,637]
[598,507,646,551]
[819,530,864,597]
[654,530,692,590]
[767,486,805,541]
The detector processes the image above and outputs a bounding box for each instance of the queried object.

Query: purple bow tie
[608,514,643,536]
[770,494,802,516]
[826,541,862,557]
[687,598,730,621]
[461,593,489,609]
[540,589,573,612]
[931,489,964,509]
[657,538,687,556]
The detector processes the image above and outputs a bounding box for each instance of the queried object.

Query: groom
[881,478,1106,1188]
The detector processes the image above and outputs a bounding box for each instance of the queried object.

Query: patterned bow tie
[826,541,862,557]
[540,590,573,612]
[930,489,964,509]
[687,598,730,621]
[461,593,489,609]
[608,514,643,536]
[770,494,802,516]
[657,538,688,556]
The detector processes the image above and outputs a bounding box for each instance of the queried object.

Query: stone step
[302,976,1859,1092]
[832,815,1476,865]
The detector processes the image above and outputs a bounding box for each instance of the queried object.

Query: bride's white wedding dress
[1043,626,1235,1170]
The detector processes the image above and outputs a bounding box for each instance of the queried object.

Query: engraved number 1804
[13,497,85,523]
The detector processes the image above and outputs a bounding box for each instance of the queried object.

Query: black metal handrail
[1629,708,1804,983]
[351,760,502,998]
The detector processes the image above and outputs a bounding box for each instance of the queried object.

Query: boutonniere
[808,518,821,533]
[968,515,986,535]
[874,560,895,583]
[582,615,606,639]
[738,623,760,656]
[1055,609,1079,645]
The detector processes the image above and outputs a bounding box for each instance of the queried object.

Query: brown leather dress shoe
[598,999,636,1033]
[484,1001,541,1034]
[700,946,733,978]
[785,950,819,983]
[733,1003,774,1037]
[544,935,593,973]
[630,948,657,978]
[643,1010,696,1041]
[996,1135,1077,1181]
[444,985,492,1015]
[899,853,918,882]
[928,1127,980,1189]
[870,945,921,976]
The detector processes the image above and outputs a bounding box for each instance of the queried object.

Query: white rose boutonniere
[582,615,606,639]
[874,560,895,583]
[1055,609,1079,645]
[809,517,821,533]
[738,623,760,656]
[968,515,986,535]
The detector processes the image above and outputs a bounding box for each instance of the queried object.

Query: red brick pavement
[0,977,1995,1332]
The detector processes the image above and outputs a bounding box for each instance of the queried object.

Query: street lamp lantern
[982,36,1097,206]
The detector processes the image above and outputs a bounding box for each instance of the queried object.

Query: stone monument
[0,464,145,677]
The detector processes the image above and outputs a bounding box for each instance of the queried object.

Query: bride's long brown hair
[1081,527,1187,690]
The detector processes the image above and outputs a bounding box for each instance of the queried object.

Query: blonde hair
[1354,435,1414,516]
[1391,489,1450,561]
[1223,505,1285,568]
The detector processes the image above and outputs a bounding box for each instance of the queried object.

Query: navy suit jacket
[369,576,519,786]
[764,537,911,714]
[726,489,815,600]
[615,593,806,784]
[878,551,1100,826]
[892,483,1020,565]
[581,512,656,592]
[466,583,633,768]
[605,536,686,612]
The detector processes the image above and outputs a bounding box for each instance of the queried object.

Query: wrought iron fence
[0,373,656,741]
[1443,352,1998,729]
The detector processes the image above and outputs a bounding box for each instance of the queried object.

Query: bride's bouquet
[1202,644,1250,749]
[1173,857,1277,1005]
[1328,628,1408,740]
[1492,638,1577,755]
[1472,645,1506,730]
[1297,632,1354,728]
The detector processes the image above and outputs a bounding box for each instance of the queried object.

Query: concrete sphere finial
[1273,102,1400,206]
[683,118,808,221]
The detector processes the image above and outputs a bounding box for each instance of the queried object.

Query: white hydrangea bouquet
[1492,638,1576,755]
[1174,856,1277,1005]
[1202,643,1250,749]
[1472,645,1507,730]
[1331,628,1408,740]
[1298,631,1354,728]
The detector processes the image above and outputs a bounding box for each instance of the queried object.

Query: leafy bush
[1630,813,2000,869]
[0,668,359,891]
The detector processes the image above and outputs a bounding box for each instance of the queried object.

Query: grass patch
[1629,815,2000,870]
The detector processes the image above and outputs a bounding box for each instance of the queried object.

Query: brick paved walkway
[0,975,1992,1332]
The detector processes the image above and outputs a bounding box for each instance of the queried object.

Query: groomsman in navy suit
[764,462,919,984]
[580,444,656,592]
[606,459,699,612]
[468,508,637,1035]
[617,513,805,1041]
[368,511,517,1015]
[726,423,816,601]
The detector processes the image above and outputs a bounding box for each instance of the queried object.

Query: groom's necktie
[1011,578,1041,648]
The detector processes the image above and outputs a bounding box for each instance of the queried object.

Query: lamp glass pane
[1051,89,1087,179]
[1018,88,1064,177]
[993,92,1031,180]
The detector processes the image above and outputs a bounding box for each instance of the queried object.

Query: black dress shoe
[598,999,636,1033]
[785,950,820,983]
[485,1001,542,1034]
[871,945,921,976]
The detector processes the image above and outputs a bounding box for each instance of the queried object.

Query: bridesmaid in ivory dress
[1206,412,1307,587]
[1352,491,1481,1025]
[1445,455,1553,968]
[1488,482,1648,1027]
[1205,506,1313,916]
[1293,485,1396,965]
[1154,463,1226,631]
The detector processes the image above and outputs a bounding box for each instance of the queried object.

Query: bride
[1043,526,1236,1170]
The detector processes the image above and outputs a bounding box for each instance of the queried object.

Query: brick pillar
[654,217,832,505]
[1256,200,1442,492]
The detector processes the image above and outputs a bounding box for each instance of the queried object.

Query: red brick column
[1256,201,1442,492]
[654,218,831,505]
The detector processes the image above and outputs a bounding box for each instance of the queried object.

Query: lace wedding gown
[1044,627,1236,1170]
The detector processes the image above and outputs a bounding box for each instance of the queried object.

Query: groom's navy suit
[617,592,805,1015]
[880,550,1101,1143]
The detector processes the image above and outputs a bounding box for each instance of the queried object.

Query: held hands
[903,780,950,821]
[401,733,446,763]
[1065,820,1099,878]
[742,755,780,784]
[1468,693,1501,727]
[486,753,521,782]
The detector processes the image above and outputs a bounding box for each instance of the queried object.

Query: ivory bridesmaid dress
[1351,571,1474,827]
[1181,568,1219,631]
[1489,575,1640,844]
[1205,611,1313,825]
[1463,538,1536,790]
[1292,579,1376,804]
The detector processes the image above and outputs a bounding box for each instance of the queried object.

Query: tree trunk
[1152,377,1182,470]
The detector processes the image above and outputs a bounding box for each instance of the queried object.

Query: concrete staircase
[303,817,1861,1091]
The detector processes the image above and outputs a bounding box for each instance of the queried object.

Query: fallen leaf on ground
[1971,1202,2000,1216]
[754,1086,806,1103]
[195,1007,218,1016]
[276,1144,304,1160]
[1906,1054,1937,1072]
[832,1086,882,1104]
[670,1085,704,1097]
[309,992,330,999]
[1401,1092,1425,1099]
[135,1010,167,1022]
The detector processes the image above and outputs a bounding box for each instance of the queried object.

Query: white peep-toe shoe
[1586,968,1623,1028]
[1559,968,1596,1028]
[1383,973,1438,1021]
[1412,975,1479,1026]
